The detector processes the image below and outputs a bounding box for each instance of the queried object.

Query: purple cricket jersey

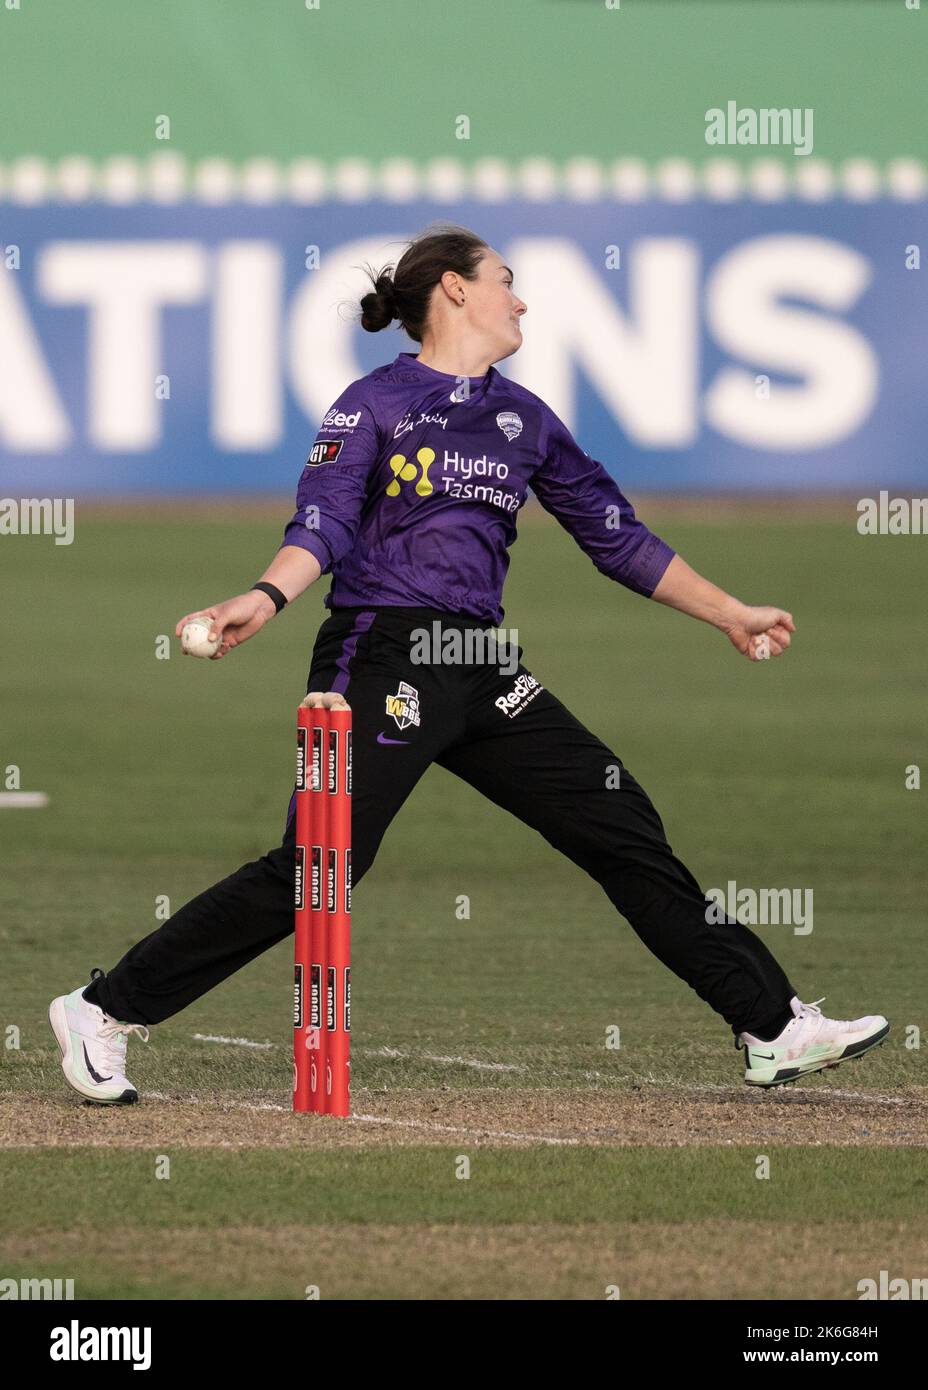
[281,352,675,624]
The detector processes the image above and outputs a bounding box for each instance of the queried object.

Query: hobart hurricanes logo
[385,680,421,730]
[496,410,523,441]
[386,448,435,497]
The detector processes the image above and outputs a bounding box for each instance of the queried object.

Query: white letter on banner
[288,236,411,422]
[704,234,877,450]
[506,237,698,446]
[212,242,283,448]
[0,271,71,449]
[39,242,207,450]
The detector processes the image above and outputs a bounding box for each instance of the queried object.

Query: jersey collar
[393,352,495,395]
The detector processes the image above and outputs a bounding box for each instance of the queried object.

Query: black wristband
[251,581,288,614]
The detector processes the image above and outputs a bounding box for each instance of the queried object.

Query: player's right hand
[175,591,276,660]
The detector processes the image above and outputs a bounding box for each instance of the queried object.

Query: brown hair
[358,223,488,343]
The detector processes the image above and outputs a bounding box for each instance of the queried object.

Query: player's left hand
[723,606,795,662]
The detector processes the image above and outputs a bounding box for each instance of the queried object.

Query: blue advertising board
[0,200,924,492]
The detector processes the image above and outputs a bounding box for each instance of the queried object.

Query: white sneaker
[738,996,890,1088]
[49,975,149,1104]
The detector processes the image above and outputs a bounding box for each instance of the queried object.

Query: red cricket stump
[294,699,351,1116]
[293,711,310,1110]
[309,706,330,1111]
[325,707,351,1115]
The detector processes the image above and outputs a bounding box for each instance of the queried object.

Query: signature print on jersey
[393,411,449,441]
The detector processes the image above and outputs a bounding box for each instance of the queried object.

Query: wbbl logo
[385,680,420,731]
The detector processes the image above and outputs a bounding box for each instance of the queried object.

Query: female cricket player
[50,223,889,1103]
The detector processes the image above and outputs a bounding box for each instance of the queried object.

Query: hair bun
[374,274,396,306]
[360,273,399,333]
[354,229,486,342]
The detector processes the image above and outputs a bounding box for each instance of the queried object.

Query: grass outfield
[0,1148,926,1300]
[1,502,925,1299]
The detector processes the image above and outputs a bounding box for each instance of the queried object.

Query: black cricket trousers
[86,605,795,1037]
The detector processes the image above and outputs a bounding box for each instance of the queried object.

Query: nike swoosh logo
[752,1052,776,1061]
[83,1041,113,1083]
[377,732,409,745]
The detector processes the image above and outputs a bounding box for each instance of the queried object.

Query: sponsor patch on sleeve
[307,439,343,467]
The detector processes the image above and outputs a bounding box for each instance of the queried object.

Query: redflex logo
[495,672,542,716]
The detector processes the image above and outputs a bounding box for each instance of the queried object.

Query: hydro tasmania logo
[385,680,420,731]
[386,448,435,498]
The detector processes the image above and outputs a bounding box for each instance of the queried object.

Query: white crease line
[123,1090,917,1144]
[187,1037,906,1100]
[192,1033,275,1050]
[362,1045,521,1072]
[425,1052,522,1072]
[800,1088,905,1106]
[350,1113,579,1146]
[635,1079,907,1106]
[190,1036,523,1072]
[142,1092,573,1141]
